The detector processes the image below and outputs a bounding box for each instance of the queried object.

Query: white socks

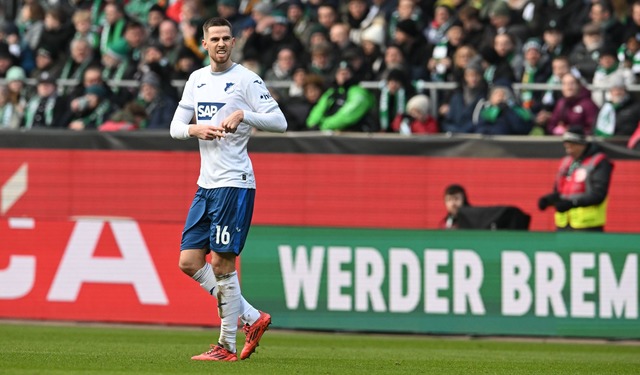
[192,263,217,296]
[215,271,242,353]
[191,264,262,352]
[241,302,261,326]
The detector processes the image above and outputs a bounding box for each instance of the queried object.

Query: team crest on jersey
[224,82,235,93]
[197,102,226,120]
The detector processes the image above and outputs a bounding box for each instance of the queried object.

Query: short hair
[444,184,470,205]
[72,9,92,24]
[45,6,66,22]
[457,5,480,21]
[552,55,570,64]
[202,17,233,36]
[582,22,601,36]
[126,20,145,32]
[70,38,90,49]
[318,2,338,12]
[104,1,126,15]
[592,0,613,14]
[303,73,325,89]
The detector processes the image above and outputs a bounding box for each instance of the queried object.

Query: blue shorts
[180,187,255,255]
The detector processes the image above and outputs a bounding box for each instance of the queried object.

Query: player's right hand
[190,124,225,140]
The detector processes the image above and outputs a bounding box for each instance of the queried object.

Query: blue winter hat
[218,0,239,8]
[86,84,108,98]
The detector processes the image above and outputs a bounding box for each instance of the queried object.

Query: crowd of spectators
[1,0,640,146]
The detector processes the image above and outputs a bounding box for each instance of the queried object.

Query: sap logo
[224,82,235,93]
[259,93,272,101]
[197,102,225,120]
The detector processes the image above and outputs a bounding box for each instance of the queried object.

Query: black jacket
[555,143,614,208]
[612,96,640,136]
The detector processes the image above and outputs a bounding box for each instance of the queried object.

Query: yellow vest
[554,153,608,229]
[555,198,607,229]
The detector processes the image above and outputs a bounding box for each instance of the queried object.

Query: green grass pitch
[1,322,639,374]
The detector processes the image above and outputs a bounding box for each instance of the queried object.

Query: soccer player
[169,17,287,361]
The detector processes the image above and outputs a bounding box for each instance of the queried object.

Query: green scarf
[60,59,92,95]
[100,18,126,56]
[483,65,496,84]
[521,63,537,108]
[103,61,130,93]
[82,100,112,128]
[541,75,560,107]
[480,105,501,122]
[92,0,104,27]
[23,96,56,129]
[379,86,406,131]
[595,102,616,137]
[0,104,16,128]
[596,61,619,76]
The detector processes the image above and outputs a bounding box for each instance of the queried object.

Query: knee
[210,253,236,276]
[178,259,198,276]
[178,252,205,276]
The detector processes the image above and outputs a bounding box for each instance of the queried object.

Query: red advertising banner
[1,149,639,325]
[0,217,220,326]
[2,149,639,231]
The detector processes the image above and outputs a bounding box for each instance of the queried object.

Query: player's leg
[210,251,270,361]
[178,188,218,296]
[210,251,242,354]
[210,187,269,360]
[179,249,217,295]
[179,188,237,361]
[178,188,257,318]
[206,187,253,356]
[216,188,271,359]
[181,249,255,313]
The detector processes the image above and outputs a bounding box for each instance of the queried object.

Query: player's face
[203,25,235,69]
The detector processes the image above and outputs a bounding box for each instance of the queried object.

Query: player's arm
[236,108,287,133]
[233,77,287,133]
[219,108,286,134]
[170,105,225,140]
[170,74,225,140]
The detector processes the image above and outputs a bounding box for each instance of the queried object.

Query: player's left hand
[220,110,244,133]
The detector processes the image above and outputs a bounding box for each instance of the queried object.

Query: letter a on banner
[47,219,168,305]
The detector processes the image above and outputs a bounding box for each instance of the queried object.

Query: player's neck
[210,61,234,73]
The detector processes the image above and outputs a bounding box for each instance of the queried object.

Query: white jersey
[170,63,287,189]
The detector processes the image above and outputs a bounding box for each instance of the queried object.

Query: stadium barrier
[0,131,639,339]
[4,77,640,118]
